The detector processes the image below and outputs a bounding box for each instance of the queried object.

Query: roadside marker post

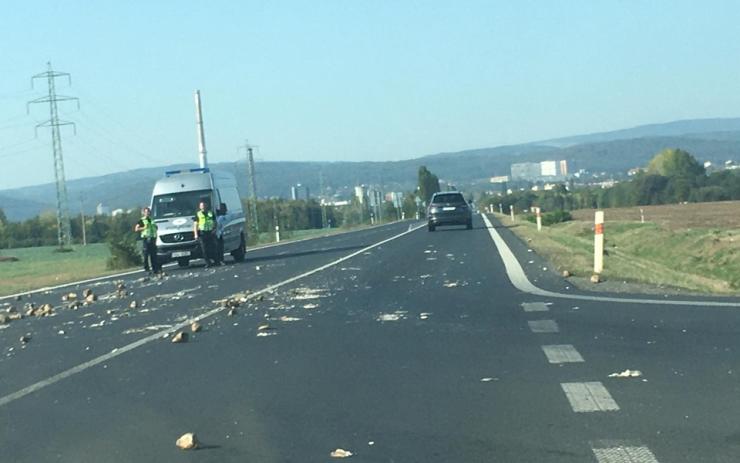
[640,208,645,223]
[510,205,515,222]
[533,207,542,231]
[275,225,280,243]
[499,203,503,214]
[594,210,604,274]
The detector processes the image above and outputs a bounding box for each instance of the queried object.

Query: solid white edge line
[0,219,416,302]
[0,222,426,408]
[480,213,740,307]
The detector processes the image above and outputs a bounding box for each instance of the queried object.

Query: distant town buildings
[386,192,404,208]
[510,160,569,181]
[354,185,366,204]
[290,184,310,200]
[96,203,111,216]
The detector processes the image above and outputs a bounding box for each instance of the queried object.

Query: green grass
[0,243,122,296]
[496,213,740,294]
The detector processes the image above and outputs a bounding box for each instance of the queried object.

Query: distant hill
[536,117,740,147]
[3,118,740,221]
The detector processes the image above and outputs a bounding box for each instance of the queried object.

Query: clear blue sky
[1,0,739,189]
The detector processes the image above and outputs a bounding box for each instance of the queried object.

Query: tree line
[480,149,740,213]
[0,189,428,250]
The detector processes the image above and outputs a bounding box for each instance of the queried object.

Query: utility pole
[28,62,79,249]
[238,141,259,232]
[80,194,87,246]
[194,90,208,168]
[319,170,328,228]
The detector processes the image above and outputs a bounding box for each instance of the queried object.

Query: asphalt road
[2,216,740,462]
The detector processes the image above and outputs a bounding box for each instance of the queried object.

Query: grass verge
[0,243,120,296]
[495,212,740,295]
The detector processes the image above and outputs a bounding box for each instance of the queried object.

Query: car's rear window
[432,193,466,205]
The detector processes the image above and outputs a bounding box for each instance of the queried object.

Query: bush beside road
[494,202,740,295]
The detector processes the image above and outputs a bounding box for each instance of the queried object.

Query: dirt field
[569,200,740,230]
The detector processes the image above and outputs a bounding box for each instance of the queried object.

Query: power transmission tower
[238,141,259,232]
[27,62,79,249]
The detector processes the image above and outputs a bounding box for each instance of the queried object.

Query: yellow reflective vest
[140,217,157,239]
[196,210,215,232]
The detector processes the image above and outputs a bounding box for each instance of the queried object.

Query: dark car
[427,191,473,231]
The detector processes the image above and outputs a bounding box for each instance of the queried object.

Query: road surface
[1,216,740,462]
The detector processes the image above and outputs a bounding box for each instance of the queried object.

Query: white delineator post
[510,205,515,222]
[499,203,503,214]
[534,207,542,231]
[640,208,645,223]
[594,210,605,274]
[275,225,280,243]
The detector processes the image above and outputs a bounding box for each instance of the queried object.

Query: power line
[27,62,79,248]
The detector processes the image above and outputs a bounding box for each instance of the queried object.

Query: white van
[150,167,246,267]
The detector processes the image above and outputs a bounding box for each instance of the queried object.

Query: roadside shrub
[525,210,573,226]
[107,238,141,270]
[105,213,142,270]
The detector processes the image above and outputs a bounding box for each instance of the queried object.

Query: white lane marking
[541,344,584,363]
[0,220,416,302]
[528,319,559,333]
[592,445,659,463]
[0,223,426,408]
[522,302,549,312]
[561,381,619,412]
[480,213,740,307]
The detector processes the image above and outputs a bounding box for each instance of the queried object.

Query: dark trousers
[216,237,224,264]
[199,231,216,265]
[142,238,159,272]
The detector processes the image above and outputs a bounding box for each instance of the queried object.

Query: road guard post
[594,210,604,273]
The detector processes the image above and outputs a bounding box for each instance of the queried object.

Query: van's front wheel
[231,234,246,262]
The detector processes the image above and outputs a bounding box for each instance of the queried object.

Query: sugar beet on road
[2,216,740,462]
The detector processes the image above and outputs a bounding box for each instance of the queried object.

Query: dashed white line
[528,319,559,333]
[541,344,584,364]
[592,445,659,463]
[522,302,549,312]
[561,381,619,412]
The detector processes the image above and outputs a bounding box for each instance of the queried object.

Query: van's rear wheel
[231,234,246,262]
[177,258,190,268]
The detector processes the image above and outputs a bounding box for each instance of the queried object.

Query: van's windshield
[152,190,213,219]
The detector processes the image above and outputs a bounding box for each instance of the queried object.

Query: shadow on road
[247,244,370,263]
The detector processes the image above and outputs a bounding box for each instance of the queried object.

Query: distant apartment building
[489,175,509,193]
[510,162,541,180]
[387,192,404,208]
[510,160,568,181]
[354,185,366,204]
[96,203,111,216]
[290,184,310,200]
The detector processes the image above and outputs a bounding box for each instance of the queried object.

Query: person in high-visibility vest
[133,206,160,274]
[193,200,218,268]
